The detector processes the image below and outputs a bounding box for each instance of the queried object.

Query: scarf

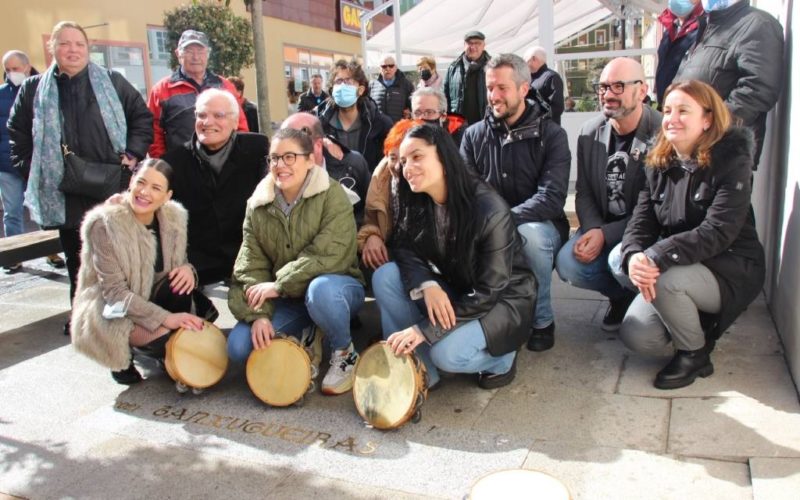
[194,132,236,176]
[28,62,127,226]
[462,52,488,74]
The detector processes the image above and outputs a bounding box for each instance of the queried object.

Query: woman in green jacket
[227,128,365,395]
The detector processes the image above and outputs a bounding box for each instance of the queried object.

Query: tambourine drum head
[353,342,418,429]
[246,338,311,407]
[167,322,228,389]
[469,469,570,500]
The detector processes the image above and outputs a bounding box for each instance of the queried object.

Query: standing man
[443,31,491,125]
[655,0,704,107]
[297,74,329,112]
[675,0,783,166]
[368,54,414,123]
[147,29,248,158]
[523,46,565,125]
[556,58,661,331]
[228,76,259,133]
[281,112,370,225]
[461,54,571,352]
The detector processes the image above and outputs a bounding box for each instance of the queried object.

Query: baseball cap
[464,31,486,41]
[178,30,209,50]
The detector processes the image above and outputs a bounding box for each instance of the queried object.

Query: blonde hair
[417,56,436,71]
[48,21,88,54]
[647,80,732,169]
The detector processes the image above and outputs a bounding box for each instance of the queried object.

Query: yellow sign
[340,1,373,36]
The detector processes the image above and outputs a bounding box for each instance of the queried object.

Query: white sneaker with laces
[321,343,358,395]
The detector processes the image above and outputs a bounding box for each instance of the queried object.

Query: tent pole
[393,0,402,66]
[538,0,554,64]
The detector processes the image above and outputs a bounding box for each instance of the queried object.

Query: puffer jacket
[443,51,490,125]
[621,127,765,338]
[8,65,153,228]
[71,200,189,370]
[368,70,415,123]
[674,0,783,165]
[317,96,392,171]
[460,100,572,245]
[147,69,248,158]
[392,182,536,356]
[228,166,364,323]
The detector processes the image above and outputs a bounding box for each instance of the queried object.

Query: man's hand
[573,228,605,263]
[322,138,344,161]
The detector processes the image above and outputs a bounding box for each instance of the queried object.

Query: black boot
[654,349,713,390]
[526,322,555,352]
[111,358,143,385]
[133,332,171,361]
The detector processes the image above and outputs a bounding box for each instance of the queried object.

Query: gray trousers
[619,263,721,355]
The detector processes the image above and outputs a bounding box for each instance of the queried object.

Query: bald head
[281,112,325,163]
[600,57,645,83]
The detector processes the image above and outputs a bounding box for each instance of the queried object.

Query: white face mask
[7,71,25,87]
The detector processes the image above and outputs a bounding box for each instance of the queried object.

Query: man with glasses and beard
[556,58,661,333]
[460,53,571,353]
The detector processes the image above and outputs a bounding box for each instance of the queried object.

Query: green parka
[228,166,364,323]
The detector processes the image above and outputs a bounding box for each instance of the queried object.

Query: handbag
[59,144,125,200]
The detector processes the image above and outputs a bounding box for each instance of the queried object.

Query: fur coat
[71,200,189,370]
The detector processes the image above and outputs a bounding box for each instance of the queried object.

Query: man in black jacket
[162,88,268,285]
[444,31,490,125]
[675,0,783,167]
[297,74,329,113]
[368,54,414,123]
[460,53,571,353]
[556,58,661,332]
[523,46,565,125]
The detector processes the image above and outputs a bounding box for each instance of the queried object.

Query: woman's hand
[251,317,275,350]
[163,312,204,331]
[169,264,195,295]
[362,235,389,269]
[245,282,280,310]
[423,285,455,330]
[628,252,660,303]
[387,326,426,355]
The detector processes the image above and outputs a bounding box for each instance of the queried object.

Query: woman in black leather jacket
[619,80,765,390]
[372,125,536,390]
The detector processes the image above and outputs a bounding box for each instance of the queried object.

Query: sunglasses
[380,64,396,69]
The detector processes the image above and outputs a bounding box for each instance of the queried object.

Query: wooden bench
[0,230,62,267]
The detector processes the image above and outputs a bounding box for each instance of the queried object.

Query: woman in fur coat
[71,159,205,384]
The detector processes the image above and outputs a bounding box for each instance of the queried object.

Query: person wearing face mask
[416,56,442,92]
[316,59,392,171]
[0,50,37,273]
[411,87,467,147]
[674,0,783,168]
[368,54,415,124]
[655,0,705,107]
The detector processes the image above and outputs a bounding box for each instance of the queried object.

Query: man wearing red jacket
[147,29,247,158]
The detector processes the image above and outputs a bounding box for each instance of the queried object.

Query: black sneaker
[477,355,517,389]
[526,322,555,352]
[602,294,635,332]
[3,263,22,274]
[111,359,143,385]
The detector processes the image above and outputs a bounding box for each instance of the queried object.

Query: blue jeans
[371,262,515,388]
[0,171,25,237]
[227,274,365,363]
[555,229,630,300]
[516,221,561,328]
[608,242,636,292]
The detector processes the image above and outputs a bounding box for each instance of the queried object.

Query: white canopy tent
[362,0,667,70]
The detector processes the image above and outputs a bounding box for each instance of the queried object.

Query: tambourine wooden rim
[164,321,228,389]
[468,469,570,500]
[352,341,428,430]
[246,335,312,407]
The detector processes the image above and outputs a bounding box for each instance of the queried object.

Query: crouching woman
[71,159,205,384]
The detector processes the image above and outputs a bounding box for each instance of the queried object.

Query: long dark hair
[394,124,480,287]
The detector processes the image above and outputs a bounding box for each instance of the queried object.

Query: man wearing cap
[147,29,248,158]
[443,31,490,125]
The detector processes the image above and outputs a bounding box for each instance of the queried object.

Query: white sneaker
[321,343,358,395]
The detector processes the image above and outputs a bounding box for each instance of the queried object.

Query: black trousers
[58,227,82,303]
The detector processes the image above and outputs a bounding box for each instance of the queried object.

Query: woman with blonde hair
[416,56,442,91]
[618,79,765,389]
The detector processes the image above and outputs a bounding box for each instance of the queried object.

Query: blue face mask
[669,0,696,17]
[332,84,359,108]
[701,0,736,12]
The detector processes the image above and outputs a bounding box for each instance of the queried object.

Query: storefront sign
[340,1,373,36]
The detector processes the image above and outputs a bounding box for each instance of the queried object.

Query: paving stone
[722,295,783,356]
[618,353,799,405]
[0,285,70,334]
[474,386,670,453]
[268,474,444,499]
[750,457,800,500]
[521,441,752,500]
[669,397,800,460]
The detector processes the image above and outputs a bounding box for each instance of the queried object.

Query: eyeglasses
[412,109,442,119]
[333,77,355,85]
[380,64,395,69]
[592,80,642,95]
[195,111,233,120]
[268,152,310,167]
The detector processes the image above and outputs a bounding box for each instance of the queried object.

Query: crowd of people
[0,0,784,399]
